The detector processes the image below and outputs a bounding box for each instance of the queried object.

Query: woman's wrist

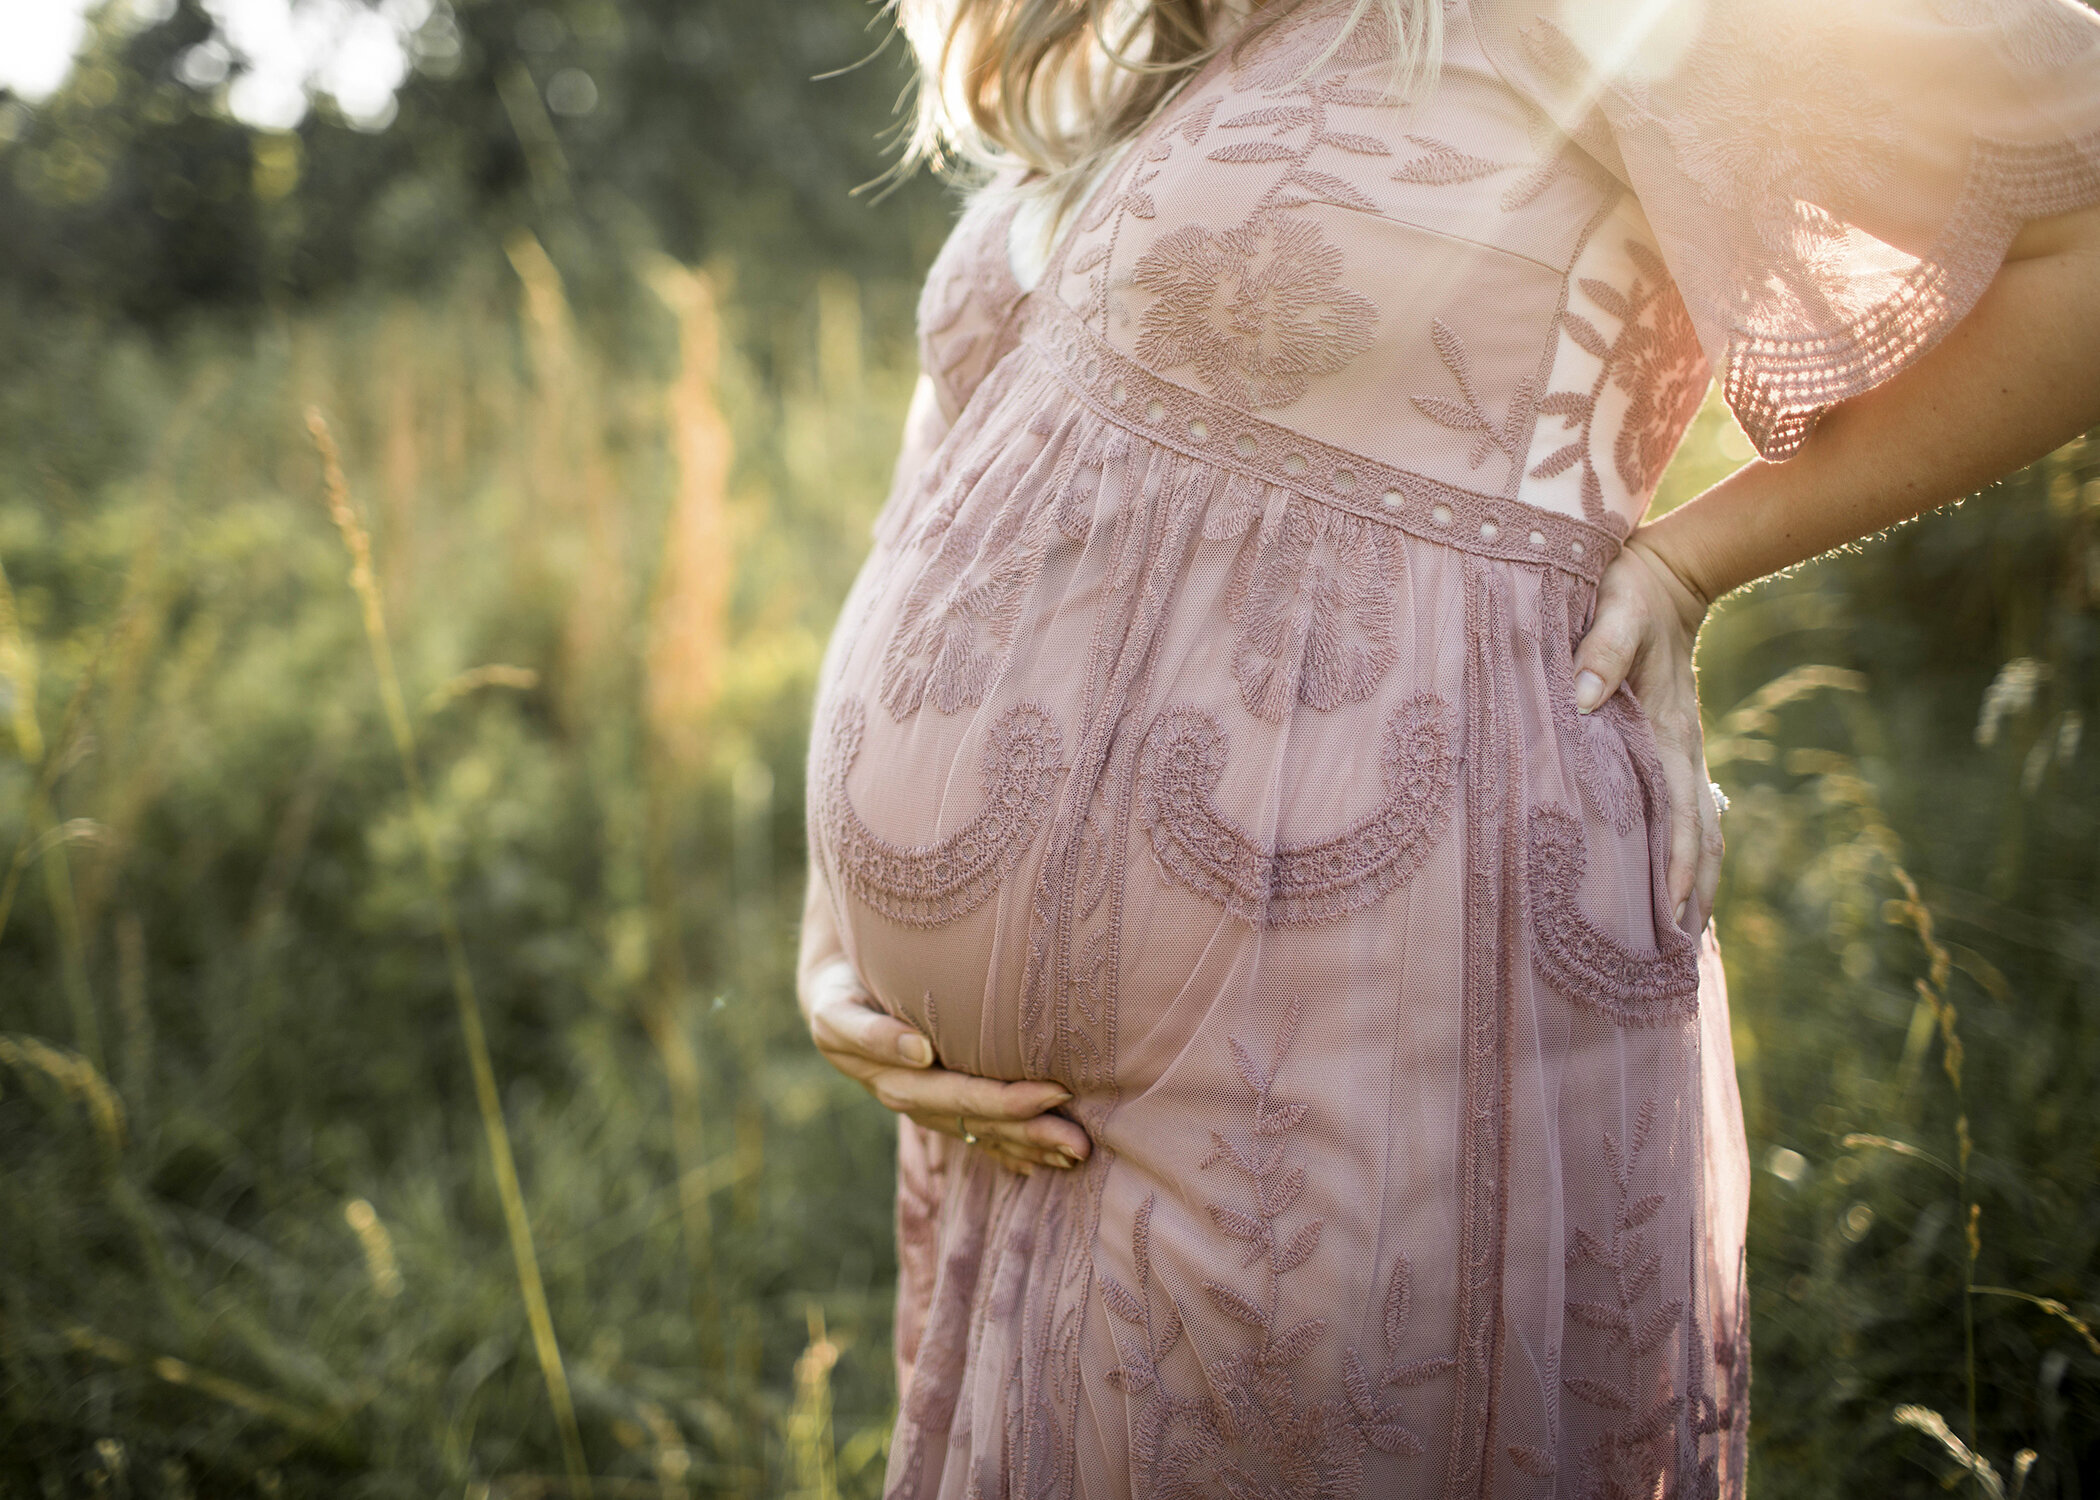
[1620,530,1713,641]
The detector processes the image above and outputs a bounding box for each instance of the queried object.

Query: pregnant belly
[811,686,1075,1085]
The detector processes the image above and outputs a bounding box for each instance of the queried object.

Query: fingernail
[1574,670,1604,714]
[1044,1088,1073,1106]
[1673,899,1688,927]
[1054,1152,1081,1170]
[898,1033,933,1066]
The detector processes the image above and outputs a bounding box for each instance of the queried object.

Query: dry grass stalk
[635,257,736,1375]
[1968,1286,2100,1358]
[305,405,592,1497]
[1886,863,1985,1441]
[344,1198,405,1299]
[422,664,542,716]
[0,556,117,1068]
[65,1326,339,1444]
[642,259,733,777]
[786,1306,841,1500]
[505,233,628,705]
[0,1032,126,1153]
[1894,1404,2036,1500]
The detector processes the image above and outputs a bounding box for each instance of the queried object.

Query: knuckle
[1584,633,1633,671]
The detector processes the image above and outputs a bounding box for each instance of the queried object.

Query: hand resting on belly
[798,878,1093,1175]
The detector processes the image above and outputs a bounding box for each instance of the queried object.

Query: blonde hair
[888,0,1442,210]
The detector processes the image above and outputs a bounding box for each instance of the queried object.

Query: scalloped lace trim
[1525,804,1699,1025]
[1136,692,1457,928]
[1726,131,2100,458]
[815,695,1065,927]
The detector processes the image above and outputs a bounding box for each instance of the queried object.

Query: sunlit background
[0,2,2094,1497]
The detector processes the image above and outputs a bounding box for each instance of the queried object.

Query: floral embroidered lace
[806,0,2100,1494]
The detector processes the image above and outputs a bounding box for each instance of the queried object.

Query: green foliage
[0,247,917,1497]
[1676,417,2100,1494]
[0,0,955,324]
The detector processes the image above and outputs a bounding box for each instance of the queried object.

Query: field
[2,227,2098,1497]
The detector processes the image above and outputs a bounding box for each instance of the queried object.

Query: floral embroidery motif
[1563,1099,1687,1500]
[1117,3,1399,412]
[1609,273,1707,496]
[1413,318,1536,472]
[1689,1256,1753,1500]
[1525,805,1699,1025]
[1932,0,2096,70]
[1132,217,1377,411]
[816,695,1064,927]
[1392,104,1581,212]
[1101,1194,1185,1399]
[1537,569,1641,836]
[1138,694,1456,927]
[1532,240,1708,518]
[1071,98,1217,331]
[1659,6,1902,249]
[1234,0,1396,92]
[880,487,1051,720]
[1223,495,1405,721]
[1110,998,1452,1496]
[1341,1255,1459,1459]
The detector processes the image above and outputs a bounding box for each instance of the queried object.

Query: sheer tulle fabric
[808,1,2100,1495]
[1471,0,2100,457]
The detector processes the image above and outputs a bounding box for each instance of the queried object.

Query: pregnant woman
[797,0,2100,1492]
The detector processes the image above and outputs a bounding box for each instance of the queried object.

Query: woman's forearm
[798,864,851,1019]
[1642,205,2100,606]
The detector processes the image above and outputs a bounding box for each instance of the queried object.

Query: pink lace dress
[804,1,2100,1494]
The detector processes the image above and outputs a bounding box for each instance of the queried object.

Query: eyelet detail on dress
[1137,694,1456,928]
[1189,418,1209,442]
[1028,284,1623,582]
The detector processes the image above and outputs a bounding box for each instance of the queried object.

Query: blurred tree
[0,0,952,328]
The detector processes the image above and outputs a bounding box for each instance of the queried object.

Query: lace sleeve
[1475,0,2100,458]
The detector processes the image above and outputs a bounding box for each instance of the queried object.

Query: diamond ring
[1709,780,1730,816]
[959,1117,978,1146]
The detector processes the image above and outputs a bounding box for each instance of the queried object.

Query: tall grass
[0,241,913,1496]
[0,237,2095,1496]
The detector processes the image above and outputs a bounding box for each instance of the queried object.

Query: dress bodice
[915,0,2100,531]
[916,2,1710,541]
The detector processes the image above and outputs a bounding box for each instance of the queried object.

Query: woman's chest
[912,0,1710,532]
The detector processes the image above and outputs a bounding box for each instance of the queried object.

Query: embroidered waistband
[1023,299,1623,585]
